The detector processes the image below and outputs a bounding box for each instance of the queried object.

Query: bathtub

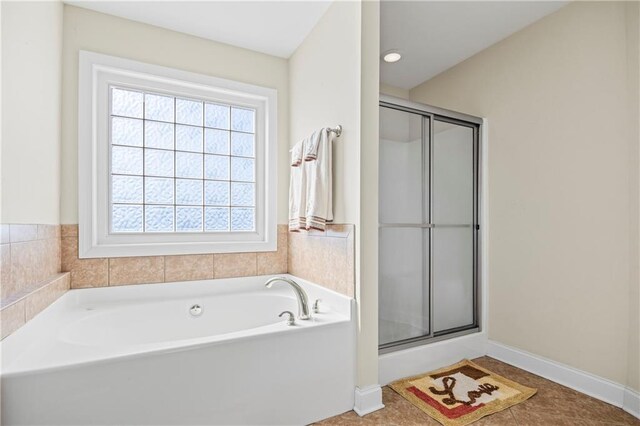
[1,274,356,425]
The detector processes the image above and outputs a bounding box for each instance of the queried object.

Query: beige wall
[625,1,640,393]
[411,1,638,387]
[1,1,63,225]
[358,1,380,388]
[289,1,384,388]
[288,1,361,226]
[379,83,408,100]
[61,5,290,225]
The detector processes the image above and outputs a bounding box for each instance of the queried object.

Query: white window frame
[78,51,277,258]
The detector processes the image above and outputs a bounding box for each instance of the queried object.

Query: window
[78,51,277,258]
[110,88,257,233]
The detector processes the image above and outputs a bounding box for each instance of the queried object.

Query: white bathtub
[1,274,356,425]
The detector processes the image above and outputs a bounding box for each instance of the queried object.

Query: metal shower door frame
[378,95,483,354]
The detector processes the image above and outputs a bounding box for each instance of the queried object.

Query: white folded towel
[290,138,303,167]
[303,128,333,231]
[303,129,321,161]
[288,138,308,231]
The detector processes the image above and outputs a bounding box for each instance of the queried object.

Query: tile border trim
[1,272,70,339]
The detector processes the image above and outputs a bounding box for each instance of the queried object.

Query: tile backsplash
[288,224,355,297]
[59,223,354,296]
[60,224,289,288]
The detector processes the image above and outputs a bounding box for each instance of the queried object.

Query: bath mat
[389,359,537,426]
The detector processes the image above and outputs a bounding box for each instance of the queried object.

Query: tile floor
[316,357,639,425]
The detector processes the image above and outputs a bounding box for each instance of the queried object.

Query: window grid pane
[110,86,256,233]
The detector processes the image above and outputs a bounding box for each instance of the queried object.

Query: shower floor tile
[314,357,639,426]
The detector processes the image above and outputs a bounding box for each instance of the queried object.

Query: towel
[290,138,303,167]
[288,138,308,231]
[303,128,333,231]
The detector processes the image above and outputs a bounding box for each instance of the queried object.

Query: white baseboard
[623,387,640,419]
[487,340,639,419]
[379,332,487,385]
[353,385,384,417]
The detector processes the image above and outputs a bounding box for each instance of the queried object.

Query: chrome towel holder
[328,125,342,137]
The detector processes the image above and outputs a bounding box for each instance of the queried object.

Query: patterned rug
[389,359,537,426]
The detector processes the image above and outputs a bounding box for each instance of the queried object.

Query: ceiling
[66,1,332,58]
[381,1,568,90]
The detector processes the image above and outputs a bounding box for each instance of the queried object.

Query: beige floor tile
[315,357,638,426]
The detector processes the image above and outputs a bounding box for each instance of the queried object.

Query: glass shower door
[379,100,480,351]
[432,120,476,333]
[378,106,430,346]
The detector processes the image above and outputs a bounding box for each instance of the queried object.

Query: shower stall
[379,96,482,352]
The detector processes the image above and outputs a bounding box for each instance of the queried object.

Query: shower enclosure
[379,95,482,352]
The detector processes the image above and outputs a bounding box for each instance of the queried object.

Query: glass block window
[110,87,256,233]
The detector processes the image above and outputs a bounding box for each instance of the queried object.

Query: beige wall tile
[109,256,164,286]
[214,253,257,279]
[10,241,44,292]
[1,244,16,303]
[9,224,38,243]
[164,255,213,282]
[326,224,353,238]
[287,224,355,297]
[43,237,61,277]
[1,300,26,339]
[257,225,288,275]
[9,236,61,295]
[345,230,355,295]
[25,273,70,321]
[61,224,78,237]
[37,224,60,240]
[61,236,108,288]
[1,225,10,244]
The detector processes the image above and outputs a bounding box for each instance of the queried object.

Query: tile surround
[25,273,70,321]
[257,227,288,275]
[165,254,214,282]
[9,224,39,243]
[60,224,290,287]
[1,300,26,339]
[61,235,109,288]
[213,252,257,278]
[1,273,70,339]
[1,224,66,340]
[1,224,10,244]
[288,224,355,297]
[109,256,165,286]
[1,224,61,303]
[2,223,353,339]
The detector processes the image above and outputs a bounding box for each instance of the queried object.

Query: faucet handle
[313,299,322,314]
[279,311,295,326]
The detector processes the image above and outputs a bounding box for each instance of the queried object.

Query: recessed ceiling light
[382,50,402,63]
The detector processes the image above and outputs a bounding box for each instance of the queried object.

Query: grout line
[509,408,519,425]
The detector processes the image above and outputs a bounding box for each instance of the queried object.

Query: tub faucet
[264,277,311,320]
